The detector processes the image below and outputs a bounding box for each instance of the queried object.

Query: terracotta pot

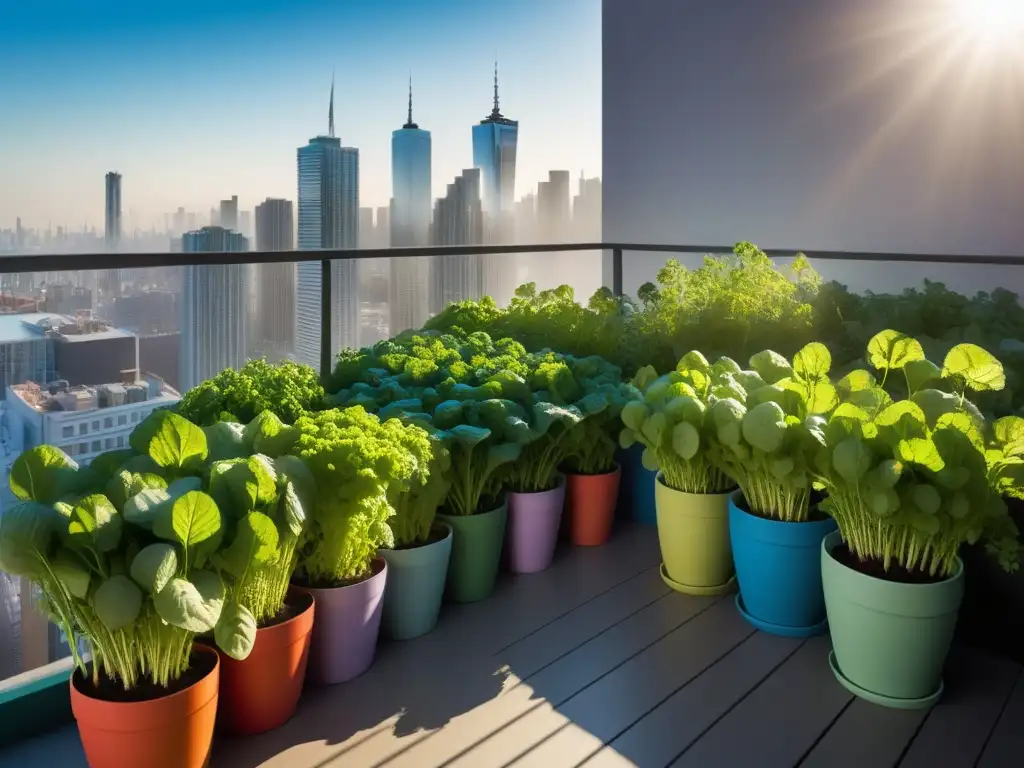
[566,465,621,546]
[70,645,219,768]
[292,557,387,684]
[214,590,315,735]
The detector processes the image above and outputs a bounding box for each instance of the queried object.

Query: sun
[950,0,1024,45]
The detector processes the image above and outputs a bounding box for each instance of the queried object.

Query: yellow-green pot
[654,473,736,596]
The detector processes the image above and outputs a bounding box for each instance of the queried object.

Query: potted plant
[287,406,428,683]
[0,411,271,768]
[619,366,660,525]
[199,413,318,735]
[812,331,1022,709]
[705,344,839,637]
[620,352,737,595]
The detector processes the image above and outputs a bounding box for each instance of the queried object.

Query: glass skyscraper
[389,80,432,334]
[294,82,360,368]
[179,226,249,391]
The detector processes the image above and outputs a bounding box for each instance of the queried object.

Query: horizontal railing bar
[0,242,1021,274]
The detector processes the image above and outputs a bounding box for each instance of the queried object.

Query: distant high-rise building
[471,63,518,303]
[295,78,360,369]
[572,173,602,240]
[254,198,295,356]
[358,207,375,249]
[390,79,432,333]
[179,226,248,390]
[537,170,571,242]
[220,196,239,232]
[430,168,483,315]
[103,172,123,299]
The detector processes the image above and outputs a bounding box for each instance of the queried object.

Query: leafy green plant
[703,343,838,522]
[289,406,432,584]
[811,330,1021,578]
[178,359,326,427]
[619,352,734,494]
[0,410,306,691]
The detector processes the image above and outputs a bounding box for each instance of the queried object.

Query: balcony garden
[1,243,1022,767]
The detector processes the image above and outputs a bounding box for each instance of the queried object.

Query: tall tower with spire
[294,76,361,367]
[389,76,432,334]
[471,61,519,301]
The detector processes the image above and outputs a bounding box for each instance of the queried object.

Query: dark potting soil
[258,591,313,630]
[74,648,217,704]
[830,542,946,585]
[292,557,385,591]
[392,525,449,551]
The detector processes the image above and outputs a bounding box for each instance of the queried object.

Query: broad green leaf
[948,492,970,519]
[484,441,522,476]
[663,395,705,426]
[903,359,942,395]
[741,401,787,453]
[254,424,299,458]
[214,601,257,661]
[867,330,925,372]
[875,400,927,429]
[896,438,945,472]
[993,416,1024,457]
[911,513,941,536]
[641,411,668,448]
[844,386,891,417]
[832,437,872,484]
[243,410,284,450]
[836,369,877,394]
[123,476,201,529]
[153,491,222,565]
[93,575,143,631]
[130,543,178,593]
[671,422,700,461]
[277,480,306,538]
[203,421,247,462]
[89,449,137,480]
[793,342,831,380]
[621,400,649,432]
[68,494,122,554]
[449,424,491,446]
[272,455,317,511]
[912,389,962,428]
[749,350,793,385]
[153,571,225,633]
[619,428,637,450]
[218,511,279,578]
[676,350,710,373]
[208,456,277,517]
[935,411,984,451]
[913,484,941,515]
[941,343,1005,392]
[0,502,63,577]
[10,445,80,504]
[640,447,659,472]
[135,410,208,472]
[52,552,91,599]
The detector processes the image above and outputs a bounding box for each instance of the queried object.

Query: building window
[131,412,139,423]
[78,442,88,454]
[91,440,102,452]
[116,436,125,448]
[103,417,113,429]
[62,425,74,438]
[79,423,88,435]
[105,438,115,450]
[92,420,100,431]
[117,415,127,426]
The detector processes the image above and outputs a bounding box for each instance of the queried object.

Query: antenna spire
[403,73,418,129]
[492,60,500,116]
[328,70,335,137]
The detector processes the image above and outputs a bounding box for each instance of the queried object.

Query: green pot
[654,473,735,596]
[437,499,508,604]
[821,530,964,709]
[379,522,453,641]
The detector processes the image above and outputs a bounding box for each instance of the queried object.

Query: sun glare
[951,0,1024,45]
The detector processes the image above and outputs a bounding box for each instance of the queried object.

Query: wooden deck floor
[2,522,1022,768]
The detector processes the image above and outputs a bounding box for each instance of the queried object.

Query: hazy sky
[0,0,601,230]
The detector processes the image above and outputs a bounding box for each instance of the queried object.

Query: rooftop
[8,373,179,414]
[2,524,1019,767]
[0,313,133,344]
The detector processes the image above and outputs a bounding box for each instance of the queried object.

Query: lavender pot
[292,557,387,685]
[506,475,566,574]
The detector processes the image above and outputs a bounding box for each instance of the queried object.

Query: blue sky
[0,0,601,230]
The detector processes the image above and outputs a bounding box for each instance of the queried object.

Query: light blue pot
[618,443,657,525]
[379,523,453,641]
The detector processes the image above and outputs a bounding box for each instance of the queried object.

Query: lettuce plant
[703,343,839,522]
[619,352,733,494]
[289,406,433,584]
[810,330,1021,577]
[0,411,298,691]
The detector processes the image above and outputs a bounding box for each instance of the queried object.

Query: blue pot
[728,491,837,637]
[617,444,657,525]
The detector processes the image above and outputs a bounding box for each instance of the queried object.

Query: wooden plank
[670,635,853,768]
[581,632,805,768]
[899,651,1022,768]
[798,699,927,768]
[380,593,723,768]
[977,671,1024,768]
[446,597,757,768]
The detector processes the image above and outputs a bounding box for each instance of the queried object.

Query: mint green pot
[379,523,453,641]
[821,531,964,709]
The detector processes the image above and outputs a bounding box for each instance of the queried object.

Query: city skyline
[0,0,601,229]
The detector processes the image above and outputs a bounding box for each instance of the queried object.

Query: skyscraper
[179,226,248,390]
[103,172,123,299]
[430,168,483,315]
[220,196,239,232]
[471,63,519,304]
[537,170,571,242]
[390,78,432,334]
[295,78,360,369]
[254,198,295,356]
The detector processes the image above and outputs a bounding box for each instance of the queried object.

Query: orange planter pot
[567,465,621,547]
[214,591,315,735]
[70,645,219,768]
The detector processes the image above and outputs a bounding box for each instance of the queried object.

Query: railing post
[320,258,332,381]
[612,247,623,297]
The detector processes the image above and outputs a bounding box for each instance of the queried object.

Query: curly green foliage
[179,359,326,426]
[387,428,452,547]
[812,330,1021,577]
[291,407,430,584]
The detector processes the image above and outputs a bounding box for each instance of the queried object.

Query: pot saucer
[828,650,944,710]
[659,563,736,596]
[735,595,829,638]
